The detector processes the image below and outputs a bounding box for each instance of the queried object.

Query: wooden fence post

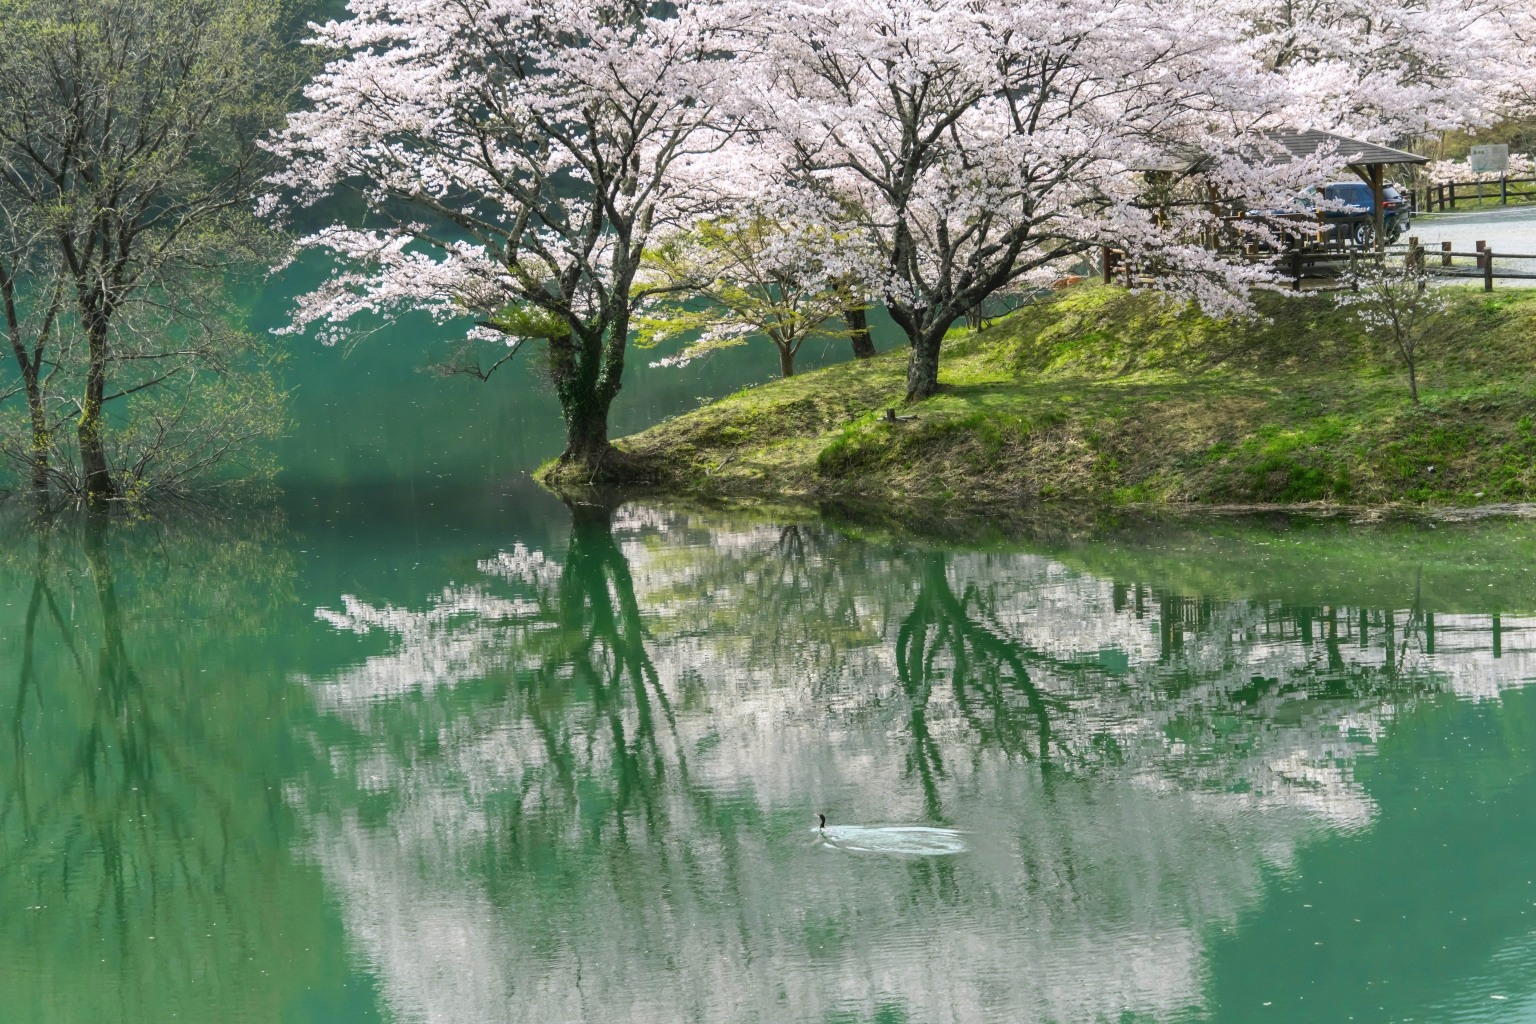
[1101,246,1112,285]
[1450,182,1456,209]
[1441,240,1452,267]
[1407,236,1419,270]
[1476,239,1486,270]
[1486,247,1495,292]
[1502,177,1509,205]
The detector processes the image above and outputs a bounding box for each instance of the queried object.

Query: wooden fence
[1409,178,1536,212]
[1392,238,1536,290]
[1103,235,1536,292]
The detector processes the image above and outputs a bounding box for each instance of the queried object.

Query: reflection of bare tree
[5,524,80,829]
[0,511,315,1020]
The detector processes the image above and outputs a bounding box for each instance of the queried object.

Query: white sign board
[1470,144,1509,175]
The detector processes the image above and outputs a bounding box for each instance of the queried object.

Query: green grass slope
[618,282,1536,510]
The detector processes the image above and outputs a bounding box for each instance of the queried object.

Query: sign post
[1470,145,1510,207]
[1469,144,1510,174]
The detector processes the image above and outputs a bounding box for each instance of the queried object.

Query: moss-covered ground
[615,282,1536,511]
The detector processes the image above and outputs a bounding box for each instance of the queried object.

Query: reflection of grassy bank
[607,493,1536,613]
[813,504,1536,614]
[620,283,1536,510]
[1042,514,1536,613]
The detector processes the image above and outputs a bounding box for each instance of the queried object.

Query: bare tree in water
[0,0,296,504]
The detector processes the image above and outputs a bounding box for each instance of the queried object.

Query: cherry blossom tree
[266,0,739,479]
[1229,0,1536,140]
[1427,152,1535,184]
[726,0,1285,402]
[1338,261,1450,403]
[635,206,870,378]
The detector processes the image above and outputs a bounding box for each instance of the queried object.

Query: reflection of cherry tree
[539,501,672,836]
[899,553,1063,773]
[292,505,1536,1024]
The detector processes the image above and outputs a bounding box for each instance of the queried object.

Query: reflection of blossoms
[293,508,1536,1024]
[477,543,562,590]
[301,587,544,715]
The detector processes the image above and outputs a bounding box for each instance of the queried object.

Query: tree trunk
[905,327,944,401]
[1407,356,1419,403]
[23,378,48,494]
[559,400,613,466]
[542,315,634,486]
[778,345,795,378]
[78,318,114,503]
[2,275,49,493]
[845,305,876,359]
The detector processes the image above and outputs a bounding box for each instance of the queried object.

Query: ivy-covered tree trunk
[78,317,114,502]
[549,320,629,476]
[560,402,614,463]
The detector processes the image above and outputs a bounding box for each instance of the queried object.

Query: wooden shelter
[1260,130,1428,250]
[1134,129,1429,251]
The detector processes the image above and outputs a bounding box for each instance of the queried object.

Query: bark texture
[778,346,796,378]
[78,318,114,503]
[905,328,944,401]
[845,305,876,359]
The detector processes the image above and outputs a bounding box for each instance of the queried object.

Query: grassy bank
[613,283,1536,511]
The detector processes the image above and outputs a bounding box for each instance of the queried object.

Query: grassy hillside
[614,283,1536,511]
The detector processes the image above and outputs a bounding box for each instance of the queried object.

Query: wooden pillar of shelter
[1347,161,1390,252]
[1206,183,1220,250]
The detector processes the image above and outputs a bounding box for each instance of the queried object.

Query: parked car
[1246,182,1410,247]
[1303,181,1411,245]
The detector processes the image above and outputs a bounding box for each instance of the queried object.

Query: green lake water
[5,271,1536,1023]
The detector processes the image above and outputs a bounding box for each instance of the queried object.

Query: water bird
[811,814,968,856]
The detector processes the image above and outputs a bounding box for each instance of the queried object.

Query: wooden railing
[1391,238,1536,290]
[1101,235,1536,292]
[1409,178,1536,212]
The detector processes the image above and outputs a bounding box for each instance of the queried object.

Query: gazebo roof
[1262,129,1428,168]
[1131,129,1428,174]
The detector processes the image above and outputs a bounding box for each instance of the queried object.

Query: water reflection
[295,505,1536,1024]
[0,511,378,1023]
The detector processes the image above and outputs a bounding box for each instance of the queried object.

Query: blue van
[1298,181,1411,245]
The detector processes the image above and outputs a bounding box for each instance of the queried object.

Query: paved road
[1409,204,1536,286]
